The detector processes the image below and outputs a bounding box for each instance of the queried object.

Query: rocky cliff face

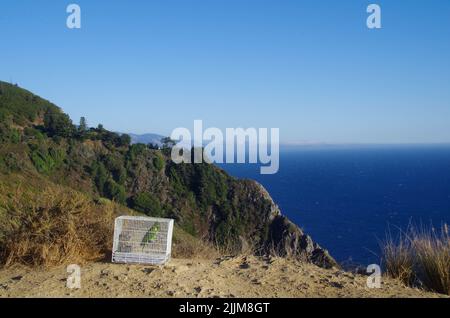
[245,182,337,269]
[161,160,337,268]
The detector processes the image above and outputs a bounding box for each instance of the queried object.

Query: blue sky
[1,0,450,143]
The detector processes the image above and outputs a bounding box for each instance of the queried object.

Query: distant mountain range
[127,133,165,146]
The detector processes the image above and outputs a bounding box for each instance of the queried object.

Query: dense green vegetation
[0,82,60,127]
[130,192,163,217]
[0,81,271,250]
[0,81,336,268]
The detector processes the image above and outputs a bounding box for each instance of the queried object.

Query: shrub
[0,186,115,267]
[31,149,55,174]
[9,129,20,143]
[127,143,147,162]
[91,162,108,194]
[382,231,415,285]
[0,153,22,172]
[105,179,126,204]
[172,227,219,259]
[102,154,126,184]
[382,224,450,295]
[0,125,21,144]
[153,153,165,171]
[413,225,450,295]
[24,127,45,142]
[30,147,65,174]
[130,192,163,217]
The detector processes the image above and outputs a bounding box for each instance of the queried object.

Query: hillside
[128,133,165,147]
[0,81,336,268]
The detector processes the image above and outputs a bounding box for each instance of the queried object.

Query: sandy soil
[0,256,445,298]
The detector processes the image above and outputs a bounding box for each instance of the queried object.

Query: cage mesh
[112,216,174,265]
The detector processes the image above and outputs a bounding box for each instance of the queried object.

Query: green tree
[76,117,88,140]
[127,143,147,161]
[117,134,131,147]
[105,179,126,204]
[103,154,126,184]
[44,110,74,137]
[153,153,165,171]
[79,117,87,132]
[131,192,163,217]
[92,162,108,194]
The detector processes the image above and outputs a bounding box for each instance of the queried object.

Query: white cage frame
[112,216,174,265]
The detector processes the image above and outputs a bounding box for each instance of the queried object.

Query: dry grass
[382,224,450,295]
[0,185,116,267]
[382,232,415,285]
[413,225,450,295]
[0,184,223,267]
[0,175,222,267]
[172,227,220,260]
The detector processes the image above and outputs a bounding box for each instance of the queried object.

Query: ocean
[219,144,450,266]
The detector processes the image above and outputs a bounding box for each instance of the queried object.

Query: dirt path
[0,256,445,298]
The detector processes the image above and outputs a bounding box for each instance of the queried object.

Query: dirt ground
[0,255,445,298]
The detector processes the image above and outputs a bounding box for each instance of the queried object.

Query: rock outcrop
[249,182,337,268]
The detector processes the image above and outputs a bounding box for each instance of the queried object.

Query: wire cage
[112,216,174,265]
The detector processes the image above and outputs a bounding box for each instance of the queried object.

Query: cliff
[0,81,336,268]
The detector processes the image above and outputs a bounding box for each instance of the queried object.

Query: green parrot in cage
[141,222,160,250]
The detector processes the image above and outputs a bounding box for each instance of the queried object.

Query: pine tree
[79,117,87,132]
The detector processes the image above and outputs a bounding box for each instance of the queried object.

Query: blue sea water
[219,145,450,266]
